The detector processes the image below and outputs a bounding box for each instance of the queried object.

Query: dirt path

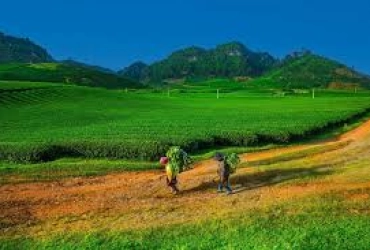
[1,119,370,236]
[183,118,370,177]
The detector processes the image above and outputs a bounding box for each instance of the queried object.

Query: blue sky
[1,0,370,72]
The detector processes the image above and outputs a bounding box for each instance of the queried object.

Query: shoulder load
[165,146,192,177]
[224,153,240,174]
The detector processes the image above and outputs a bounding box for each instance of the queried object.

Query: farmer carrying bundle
[214,152,240,195]
[160,146,192,194]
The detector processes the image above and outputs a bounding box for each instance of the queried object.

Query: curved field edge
[1,110,367,185]
[0,140,349,185]
[1,106,370,164]
[0,112,369,185]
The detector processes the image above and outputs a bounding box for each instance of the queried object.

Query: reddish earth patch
[346,193,370,201]
[242,118,370,163]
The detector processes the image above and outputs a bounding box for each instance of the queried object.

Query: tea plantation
[1,80,370,163]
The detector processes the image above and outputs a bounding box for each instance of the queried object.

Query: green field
[3,214,370,250]
[1,80,370,163]
[0,80,59,90]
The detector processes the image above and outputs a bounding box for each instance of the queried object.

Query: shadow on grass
[183,165,334,194]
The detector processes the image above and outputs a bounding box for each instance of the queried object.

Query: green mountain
[0,32,53,63]
[252,52,370,89]
[2,30,368,90]
[119,42,278,83]
[118,61,149,81]
[0,63,142,89]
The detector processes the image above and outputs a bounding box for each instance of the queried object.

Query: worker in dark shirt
[214,152,233,195]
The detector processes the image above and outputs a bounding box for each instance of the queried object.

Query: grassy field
[0,158,159,184]
[1,80,370,163]
[2,214,369,249]
[0,80,60,90]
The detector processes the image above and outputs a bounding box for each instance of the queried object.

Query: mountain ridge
[119,42,279,83]
[0,32,53,64]
[1,31,369,89]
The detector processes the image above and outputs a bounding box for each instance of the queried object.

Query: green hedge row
[1,107,368,164]
[0,141,168,163]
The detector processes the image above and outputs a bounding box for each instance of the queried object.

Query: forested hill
[0,32,53,63]
[119,42,278,83]
[252,52,370,89]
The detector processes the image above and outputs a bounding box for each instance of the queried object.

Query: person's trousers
[218,176,232,192]
[167,177,179,192]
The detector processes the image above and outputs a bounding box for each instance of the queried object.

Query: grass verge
[1,199,369,250]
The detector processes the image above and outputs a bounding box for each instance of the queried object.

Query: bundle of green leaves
[165,146,192,178]
[225,153,241,174]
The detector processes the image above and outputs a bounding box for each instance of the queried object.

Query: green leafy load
[165,146,192,178]
[225,153,241,174]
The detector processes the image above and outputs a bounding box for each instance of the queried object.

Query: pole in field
[168,87,170,97]
[125,88,128,93]
[312,88,315,99]
[217,89,220,99]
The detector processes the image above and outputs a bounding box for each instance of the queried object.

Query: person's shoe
[217,189,223,193]
[226,190,233,195]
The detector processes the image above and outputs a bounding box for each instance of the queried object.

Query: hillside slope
[0,63,142,89]
[0,32,53,63]
[252,53,370,89]
[61,59,116,74]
